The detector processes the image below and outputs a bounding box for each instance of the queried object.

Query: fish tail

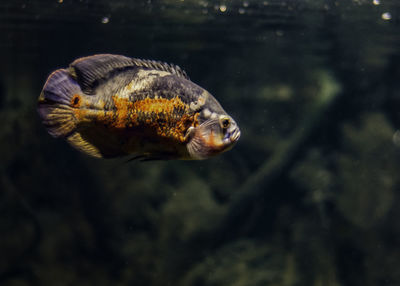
[37,69,82,138]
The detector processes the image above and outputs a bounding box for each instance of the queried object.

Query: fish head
[186,111,240,160]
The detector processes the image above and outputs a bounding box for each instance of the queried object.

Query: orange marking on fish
[71,96,200,144]
[104,95,199,143]
[133,97,186,114]
[111,95,134,129]
[193,112,200,127]
[71,94,81,108]
[208,130,216,147]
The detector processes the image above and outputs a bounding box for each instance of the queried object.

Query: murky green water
[1,0,400,285]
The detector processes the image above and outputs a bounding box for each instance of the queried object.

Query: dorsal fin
[68,54,189,94]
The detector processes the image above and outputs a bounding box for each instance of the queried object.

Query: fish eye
[219,117,231,129]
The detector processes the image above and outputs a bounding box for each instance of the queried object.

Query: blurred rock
[183,240,294,286]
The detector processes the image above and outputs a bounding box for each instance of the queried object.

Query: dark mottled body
[38,54,240,160]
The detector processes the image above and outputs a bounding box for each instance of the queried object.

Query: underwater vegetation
[1,0,400,285]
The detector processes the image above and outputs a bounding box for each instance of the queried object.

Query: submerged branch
[214,71,341,243]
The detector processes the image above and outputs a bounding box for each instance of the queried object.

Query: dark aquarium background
[1,0,400,285]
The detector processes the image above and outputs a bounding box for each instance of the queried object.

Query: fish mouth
[229,128,241,143]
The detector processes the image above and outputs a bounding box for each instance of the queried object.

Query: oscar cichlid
[38,54,240,160]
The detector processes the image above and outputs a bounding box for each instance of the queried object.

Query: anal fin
[67,132,103,158]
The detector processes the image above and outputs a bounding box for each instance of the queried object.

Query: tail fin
[38,69,82,138]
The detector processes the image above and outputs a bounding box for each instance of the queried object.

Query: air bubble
[381,12,391,20]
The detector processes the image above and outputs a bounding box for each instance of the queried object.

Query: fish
[37,54,240,160]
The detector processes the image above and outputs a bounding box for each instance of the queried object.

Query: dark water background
[1,0,400,285]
